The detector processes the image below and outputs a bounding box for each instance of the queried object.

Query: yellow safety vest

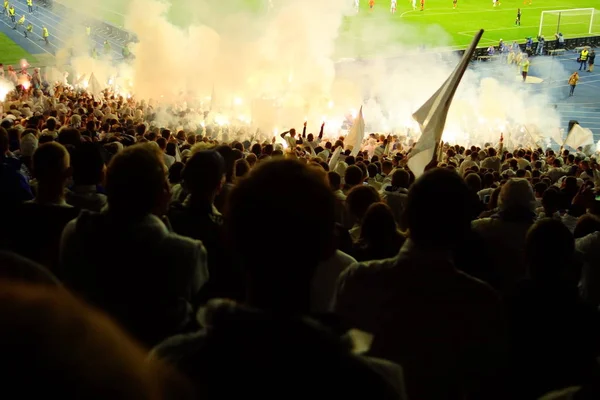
[18,15,24,24]
[86,26,91,35]
[26,24,33,32]
[580,50,589,61]
[4,1,8,9]
[42,27,48,37]
[522,60,530,72]
[27,0,32,5]
[9,7,15,16]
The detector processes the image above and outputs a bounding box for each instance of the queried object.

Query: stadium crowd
[1,80,600,400]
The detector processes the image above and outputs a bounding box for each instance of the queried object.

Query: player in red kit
[369,0,375,10]
[420,0,424,11]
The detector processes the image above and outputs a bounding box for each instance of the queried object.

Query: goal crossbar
[538,8,597,38]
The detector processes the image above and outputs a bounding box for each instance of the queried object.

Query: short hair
[57,128,81,147]
[245,153,257,167]
[182,150,225,197]
[391,169,410,189]
[227,159,336,275]
[71,142,105,186]
[235,158,250,179]
[105,143,166,217]
[344,165,364,187]
[534,182,548,196]
[346,185,381,221]
[406,168,474,248]
[32,142,70,183]
[367,163,378,178]
[526,218,574,279]
[156,137,167,150]
[464,173,482,192]
[46,117,57,131]
[328,171,341,190]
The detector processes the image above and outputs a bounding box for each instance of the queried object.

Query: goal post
[538,8,598,38]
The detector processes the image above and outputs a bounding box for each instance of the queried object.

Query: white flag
[87,73,103,102]
[329,146,342,171]
[407,29,484,178]
[564,123,594,151]
[348,106,365,157]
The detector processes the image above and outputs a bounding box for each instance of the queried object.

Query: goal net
[538,8,600,38]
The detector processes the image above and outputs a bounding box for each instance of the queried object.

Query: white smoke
[56,0,565,146]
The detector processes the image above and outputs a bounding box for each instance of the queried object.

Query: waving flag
[407,29,484,178]
[348,106,365,157]
[87,73,103,102]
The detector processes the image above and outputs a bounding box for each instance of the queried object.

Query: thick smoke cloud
[59,0,563,146]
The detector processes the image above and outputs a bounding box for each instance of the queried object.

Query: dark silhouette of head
[406,168,474,249]
[226,159,336,314]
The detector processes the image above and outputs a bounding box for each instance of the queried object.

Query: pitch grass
[0,32,38,66]
[339,0,599,57]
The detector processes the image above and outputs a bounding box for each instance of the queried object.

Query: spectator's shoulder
[339,257,397,285]
[471,217,493,229]
[456,269,501,304]
[150,330,207,364]
[165,230,207,256]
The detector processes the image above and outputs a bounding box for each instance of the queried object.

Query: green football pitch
[0,33,38,66]
[54,0,599,57]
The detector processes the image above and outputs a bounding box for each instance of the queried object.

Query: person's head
[464,173,482,193]
[391,169,410,189]
[346,185,381,222]
[251,143,262,157]
[32,142,71,189]
[168,162,184,185]
[367,163,378,179]
[482,172,494,188]
[534,181,547,198]
[0,283,192,400]
[328,171,342,191]
[498,178,535,213]
[406,168,474,249]
[156,137,167,151]
[526,218,575,282]
[359,202,399,245]
[165,142,177,158]
[381,160,393,175]
[226,159,336,313]
[245,153,257,167]
[105,143,169,218]
[182,150,225,202]
[235,158,250,180]
[57,128,81,147]
[71,142,105,186]
[344,165,364,188]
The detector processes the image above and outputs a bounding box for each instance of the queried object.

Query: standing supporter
[60,143,209,348]
[152,159,407,400]
[3,142,78,276]
[336,168,506,400]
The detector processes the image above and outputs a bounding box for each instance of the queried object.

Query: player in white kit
[355,0,359,12]
[411,0,417,10]
[391,0,397,13]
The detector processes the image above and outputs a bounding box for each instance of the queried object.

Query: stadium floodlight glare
[538,8,598,38]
